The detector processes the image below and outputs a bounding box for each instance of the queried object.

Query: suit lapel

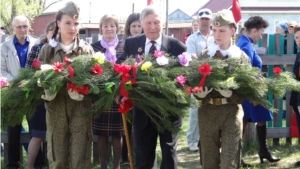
[136,34,146,56]
[161,34,170,52]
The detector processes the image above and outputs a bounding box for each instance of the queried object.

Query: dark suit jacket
[290,52,300,109]
[117,33,186,130]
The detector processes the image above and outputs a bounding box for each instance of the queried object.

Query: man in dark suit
[117,5,186,169]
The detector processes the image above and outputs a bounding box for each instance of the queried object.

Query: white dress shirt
[145,34,162,55]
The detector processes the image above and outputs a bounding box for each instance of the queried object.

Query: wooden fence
[236,33,299,144]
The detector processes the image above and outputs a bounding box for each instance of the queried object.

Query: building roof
[168,9,193,22]
[192,0,232,16]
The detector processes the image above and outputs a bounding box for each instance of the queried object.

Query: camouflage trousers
[198,103,243,169]
[45,95,92,169]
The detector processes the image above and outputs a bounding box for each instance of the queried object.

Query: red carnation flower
[64,56,72,64]
[52,62,64,72]
[186,86,192,95]
[273,67,282,75]
[67,81,77,92]
[92,64,103,75]
[67,81,89,95]
[198,63,212,76]
[191,86,203,93]
[118,97,134,114]
[32,59,42,69]
[114,64,131,74]
[77,85,89,95]
[67,66,74,78]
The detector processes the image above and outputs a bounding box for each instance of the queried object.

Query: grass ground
[1,116,300,169]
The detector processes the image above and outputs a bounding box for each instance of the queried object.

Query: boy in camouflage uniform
[38,1,94,169]
[194,10,250,169]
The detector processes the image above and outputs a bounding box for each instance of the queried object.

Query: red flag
[147,0,153,5]
[232,0,241,23]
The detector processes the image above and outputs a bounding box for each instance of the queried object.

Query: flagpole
[132,3,134,13]
[165,0,168,35]
[122,114,134,169]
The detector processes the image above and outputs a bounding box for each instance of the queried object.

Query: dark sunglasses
[199,11,210,16]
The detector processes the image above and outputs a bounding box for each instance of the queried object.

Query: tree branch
[43,0,63,11]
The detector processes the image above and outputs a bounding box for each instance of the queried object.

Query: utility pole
[132,3,134,13]
[89,2,91,23]
[165,0,168,35]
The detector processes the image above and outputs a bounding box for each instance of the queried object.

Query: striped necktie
[149,41,156,55]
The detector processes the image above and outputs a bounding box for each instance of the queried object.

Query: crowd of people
[1,1,300,169]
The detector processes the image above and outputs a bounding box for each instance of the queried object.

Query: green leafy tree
[0,0,61,34]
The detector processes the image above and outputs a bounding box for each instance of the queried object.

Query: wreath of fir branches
[2,50,300,131]
[1,52,191,132]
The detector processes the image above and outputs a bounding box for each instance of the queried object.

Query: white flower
[156,56,169,65]
[227,45,242,58]
[79,39,85,47]
[40,64,54,71]
[207,43,220,57]
[49,38,58,47]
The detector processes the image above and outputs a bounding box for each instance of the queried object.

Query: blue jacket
[236,35,262,70]
[236,34,273,122]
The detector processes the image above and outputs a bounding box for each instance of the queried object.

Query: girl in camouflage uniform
[194,10,250,169]
[38,1,94,169]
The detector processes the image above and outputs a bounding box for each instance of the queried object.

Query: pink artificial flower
[0,77,9,88]
[178,52,192,67]
[175,75,186,86]
[153,50,164,58]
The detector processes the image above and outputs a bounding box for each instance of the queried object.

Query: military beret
[213,9,236,27]
[60,1,80,20]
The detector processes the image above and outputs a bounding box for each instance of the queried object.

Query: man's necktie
[149,41,156,55]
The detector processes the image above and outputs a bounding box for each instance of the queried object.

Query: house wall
[31,14,56,37]
[168,28,190,43]
[240,13,299,34]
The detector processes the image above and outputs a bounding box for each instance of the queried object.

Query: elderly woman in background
[276,21,289,54]
[91,14,123,169]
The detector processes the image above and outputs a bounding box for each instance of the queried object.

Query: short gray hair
[140,5,165,24]
[12,16,29,26]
